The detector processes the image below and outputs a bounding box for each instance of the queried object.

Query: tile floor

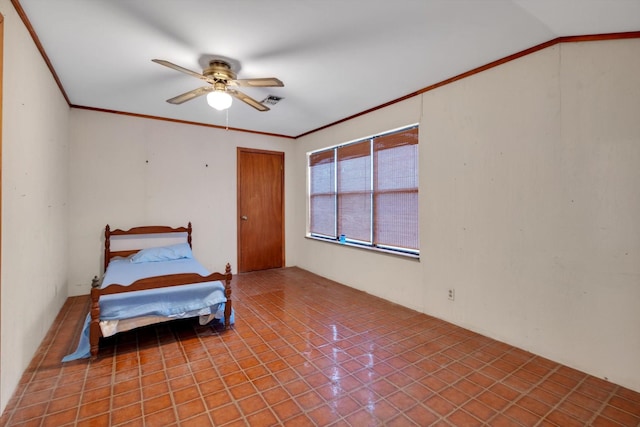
[1,267,639,426]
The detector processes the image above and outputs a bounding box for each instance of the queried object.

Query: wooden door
[237,148,284,272]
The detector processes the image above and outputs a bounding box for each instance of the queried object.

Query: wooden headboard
[104,222,193,271]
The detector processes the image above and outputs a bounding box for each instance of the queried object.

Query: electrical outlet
[448,288,455,301]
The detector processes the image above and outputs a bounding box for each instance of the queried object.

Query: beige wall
[67,109,295,295]
[294,39,640,392]
[0,0,70,411]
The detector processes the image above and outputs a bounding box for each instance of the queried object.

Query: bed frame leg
[224,263,232,329]
[89,288,101,358]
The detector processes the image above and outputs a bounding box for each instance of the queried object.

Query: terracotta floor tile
[76,413,109,427]
[274,368,299,384]
[112,389,142,409]
[424,394,456,417]
[237,394,268,415]
[179,413,212,427]
[47,393,81,415]
[172,385,200,405]
[608,395,640,417]
[271,398,302,421]
[557,399,596,422]
[440,385,472,406]
[296,390,325,411]
[404,403,439,425]
[544,409,586,427]
[446,409,483,427]
[329,394,361,417]
[503,373,535,393]
[222,371,249,388]
[175,398,206,421]
[146,408,178,427]
[369,378,397,398]
[245,408,279,426]
[2,267,639,427]
[307,404,341,426]
[476,390,510,412]
[503,404,541,427]
[51,381,83,400]
[404,382,435,402]
[387,390,419,410]
[80,385,110,404]
[77,397,110,420]
[17,389,53,408]
[141,382,169,401]
[141,371,167,388]
[251,375,280,392]
[110,403,142,425]
[490,382,521,401]
[490,413,525,427]
[143,393,173,415]
[591,415,632,427]
[616,386,640,404]
[455,378,484,396]
[113,378,140,396]
[385,413,417,426]
[202,389,233,411]
[462,399,497,422]
[8,403,48,424]
[343,408,379,427]
[229,381,258,401]
[40,408,76,427]
[516,395,552,417]
[600,404,640,426]
[528,385,564,407]
[209,403,242,425]
[548,371,582,389]
[419,374,448,392]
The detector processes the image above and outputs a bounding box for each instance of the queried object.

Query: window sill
[305,235,420,261]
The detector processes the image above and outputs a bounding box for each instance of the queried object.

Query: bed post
[89,287,101,358]
[224,263,232,329]
[187,222,193,248]
[104,225,111,272]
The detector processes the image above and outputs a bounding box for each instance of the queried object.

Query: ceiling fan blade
[152,59,216,84]
[166,86,213,104]
[228,77,284,87]
[227,89,270,112]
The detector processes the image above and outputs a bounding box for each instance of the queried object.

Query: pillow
[130,243,193,263]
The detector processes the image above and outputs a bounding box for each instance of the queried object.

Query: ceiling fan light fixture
[206,90,233,110]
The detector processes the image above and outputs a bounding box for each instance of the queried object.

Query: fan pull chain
[225,108,229,130]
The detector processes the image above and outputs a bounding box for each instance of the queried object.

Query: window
[308,125,419,255]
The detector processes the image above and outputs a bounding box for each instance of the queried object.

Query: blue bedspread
[62,257,232,361]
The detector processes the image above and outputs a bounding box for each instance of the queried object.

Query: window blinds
[308,125,419,254]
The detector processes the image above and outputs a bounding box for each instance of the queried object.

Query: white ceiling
[17,0,640,138]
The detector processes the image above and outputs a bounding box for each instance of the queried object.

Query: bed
[63,222,232,361]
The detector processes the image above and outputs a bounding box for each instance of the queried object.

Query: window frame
[307,124,419,257]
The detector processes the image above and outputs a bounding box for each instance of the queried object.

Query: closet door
[237,148,284,272]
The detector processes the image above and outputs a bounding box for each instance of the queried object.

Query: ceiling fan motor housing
[204,60,236,83]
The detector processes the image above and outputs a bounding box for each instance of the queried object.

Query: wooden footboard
[90,263,232,358]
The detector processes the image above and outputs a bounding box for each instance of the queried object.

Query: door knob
[241,215,248,220]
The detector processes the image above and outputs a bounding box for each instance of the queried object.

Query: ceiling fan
[152,58,284,112]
